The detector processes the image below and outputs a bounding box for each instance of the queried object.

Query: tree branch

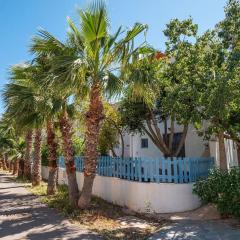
[174,124,188,157]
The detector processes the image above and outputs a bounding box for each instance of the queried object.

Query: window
[141,138,148,148]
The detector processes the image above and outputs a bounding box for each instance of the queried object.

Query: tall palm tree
[4,64,47,186]
[46,120,58,194]
[31,0,147,208]
[29,56,61,194]
[0,118,25,176]
[30,40,81,204]
[24,130,33,180]
[8,139,25,176]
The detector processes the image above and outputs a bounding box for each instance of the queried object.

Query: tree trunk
[78,82,104,209]
[1,155,7,170]
[59,111,79,205]
[236,142,240,167]
[18,159,24,177]
[164,118,168,145]
[218,132,228,171]
[111,147,117,157]
[24,130,33,180]
[174,124,188,157]
[169,118,175,153]
[32,129,42,186]
[47,120,58,195]
[9,161,13,173]
[119,131,125,158]
[13,159,19,175]
[5,154,9,169]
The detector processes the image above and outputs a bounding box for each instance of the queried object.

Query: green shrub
[193,167,240,218]
[41,144,49,166]
[72,136,85,156]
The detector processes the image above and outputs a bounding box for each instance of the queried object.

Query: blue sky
[0,0,227,114]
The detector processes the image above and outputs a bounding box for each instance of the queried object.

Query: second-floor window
[141,138,148,148]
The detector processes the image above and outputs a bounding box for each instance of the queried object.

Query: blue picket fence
[58,156,214,183]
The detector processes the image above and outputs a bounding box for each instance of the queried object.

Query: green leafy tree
[121,18,202,157]
[98,103,121,156]
[195,0,240,170]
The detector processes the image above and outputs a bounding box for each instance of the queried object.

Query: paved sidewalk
[149,216,240,240]
[0,172,102,240]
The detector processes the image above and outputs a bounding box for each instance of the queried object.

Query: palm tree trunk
[78,82,104,209]
[9,161,13,173]
[18,158,24,177]
[1,155,7,170]
[59,111,79,206]
[24,130,33,180]
[47,120,58,195]
[218,132,228,170]
[13,159,19,175]
[5,154,9,169]
[32,129,42,186]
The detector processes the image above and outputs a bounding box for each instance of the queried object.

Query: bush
[72,136,85,156]
[193,167,240,218]
[41,144,49,166]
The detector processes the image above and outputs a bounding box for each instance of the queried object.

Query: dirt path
[0,172,102,240]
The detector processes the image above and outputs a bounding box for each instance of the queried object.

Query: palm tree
[0,118,25,176]
[24,130,33,180]
[3,64,47,186]
[0,155,7,170]
[8,139,25,177]
[46,120,58,194]
[31,0,147,208]
[30,40,81,204]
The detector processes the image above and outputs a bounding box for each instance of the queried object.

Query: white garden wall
[41,166,201,213]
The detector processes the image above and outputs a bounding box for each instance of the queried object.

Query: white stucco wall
[41,166,201,213]
[41,166,49,180]
[185,125,206,157]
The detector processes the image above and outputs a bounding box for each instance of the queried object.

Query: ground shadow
[0,174,102,240]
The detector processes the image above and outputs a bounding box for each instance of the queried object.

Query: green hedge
[193,167,240,218]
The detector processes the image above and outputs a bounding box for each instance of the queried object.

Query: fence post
[162,157,166,182]
[179,158,184,183]
[183,157,188,183]
[138,157,142,182]
[167,158,172,183]
[173,157,178,183]
[126,158,131,180]
[157,157,161,183]
[188,157,192,182]
[131,157,134,180]
[109,156,112,177]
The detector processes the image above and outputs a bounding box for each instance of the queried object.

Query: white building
[113,121,208,158]
[113,120,239,168]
